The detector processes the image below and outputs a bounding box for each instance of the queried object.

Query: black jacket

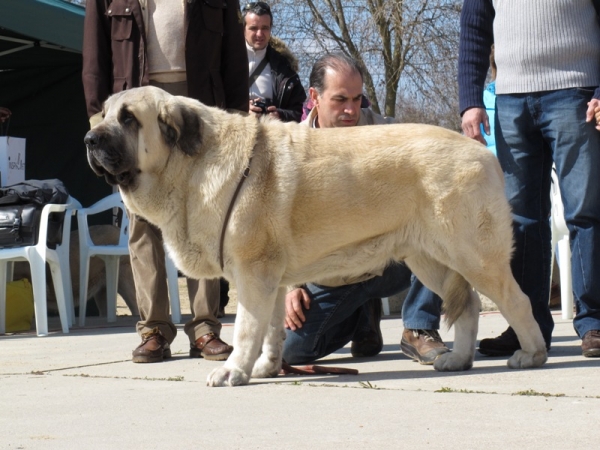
[266,44,306,123]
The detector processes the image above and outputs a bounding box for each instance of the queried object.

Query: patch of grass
[359,381,380,389]
[435,386,454,393]
[63,374,184,382]
[165,376,185,382]
[308,383,353,388]
[435,386,493,394]
[274,380,304,386]
[512,389,565,398]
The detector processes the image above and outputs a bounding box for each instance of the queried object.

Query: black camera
[253,98,273,113]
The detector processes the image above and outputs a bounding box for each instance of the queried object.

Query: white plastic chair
[381,297,390,316]
[77,192,129,326]
[165,254,181,323]
[550,167,573,319]
[77,192,181,326]
[0,197,79,336]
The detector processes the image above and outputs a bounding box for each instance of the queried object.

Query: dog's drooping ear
[158,100,202,155]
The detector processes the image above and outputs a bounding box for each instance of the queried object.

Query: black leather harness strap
[219,155,253,271]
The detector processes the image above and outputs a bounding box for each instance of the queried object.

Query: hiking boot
[351,298,384,357]
[400,328,449,364]
[132,327,171,363]
[190,333,233,361]
[582,330,600,357]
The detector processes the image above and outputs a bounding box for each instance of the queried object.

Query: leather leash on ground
[280,361,359,376]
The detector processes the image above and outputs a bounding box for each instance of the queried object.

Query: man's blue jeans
[495,88,600,341]
[282,263,442,364]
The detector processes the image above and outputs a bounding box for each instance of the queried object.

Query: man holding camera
[243,2,306,122]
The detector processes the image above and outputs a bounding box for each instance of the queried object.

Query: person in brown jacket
[82,0,248,363]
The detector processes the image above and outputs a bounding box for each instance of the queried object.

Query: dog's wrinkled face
[84,86,202,190]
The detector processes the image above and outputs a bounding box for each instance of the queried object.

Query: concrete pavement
[1,310,599,449]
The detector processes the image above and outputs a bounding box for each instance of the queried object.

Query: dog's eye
[120,110,137,126]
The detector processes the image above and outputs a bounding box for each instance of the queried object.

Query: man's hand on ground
[284,288,311,331]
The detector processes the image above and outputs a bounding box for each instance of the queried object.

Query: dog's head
[84,86,202,190]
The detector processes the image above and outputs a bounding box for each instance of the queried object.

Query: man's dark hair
[242,2,273,27]
[309,53,364,94]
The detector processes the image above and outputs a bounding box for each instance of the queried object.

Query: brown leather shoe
[400,328,449,365]
[132,327,171,363]
[582,330,600,357]
[190,333,233,361]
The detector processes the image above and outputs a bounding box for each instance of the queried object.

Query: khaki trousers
[130,214,222,344]
[132,79,221,344]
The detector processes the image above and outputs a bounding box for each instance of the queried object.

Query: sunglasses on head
[243,2,271,12]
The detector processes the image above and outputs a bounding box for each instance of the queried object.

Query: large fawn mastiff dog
[84,86,547,387]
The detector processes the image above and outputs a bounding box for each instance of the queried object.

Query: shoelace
[413,329,442,343]
[141,327,161,342]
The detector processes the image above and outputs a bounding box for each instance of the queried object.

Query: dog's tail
[441,271,472,327]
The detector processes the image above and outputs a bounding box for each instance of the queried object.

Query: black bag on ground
[0,179,69,249]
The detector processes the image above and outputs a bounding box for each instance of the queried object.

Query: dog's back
[252,122,512,292]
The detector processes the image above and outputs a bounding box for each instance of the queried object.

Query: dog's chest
[164,236,220,280]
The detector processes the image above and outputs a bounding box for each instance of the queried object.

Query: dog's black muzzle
[84,129,137,188]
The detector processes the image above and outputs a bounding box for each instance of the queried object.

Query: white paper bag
[0,136,26,187]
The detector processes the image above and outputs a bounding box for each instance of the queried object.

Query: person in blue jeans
[459,0,600,357]
[283,53,449,366]
[284,264,445,365]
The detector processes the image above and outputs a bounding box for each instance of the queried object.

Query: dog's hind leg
[434,288,480,371]
[405,255,479,371]
[469,267,547,369]
[251,287,286,378]
[207,268,281,387]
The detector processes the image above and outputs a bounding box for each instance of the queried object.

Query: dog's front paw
[507,349,547,369]
[433,352,473,372]
[251,355,281,378]
[207,366,250,387]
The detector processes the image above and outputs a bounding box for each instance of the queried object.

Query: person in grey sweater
[458,0,600,358]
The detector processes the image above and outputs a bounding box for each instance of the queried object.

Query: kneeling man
[283,53,449,365]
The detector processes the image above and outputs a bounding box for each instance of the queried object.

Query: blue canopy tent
[0,0,110,206]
